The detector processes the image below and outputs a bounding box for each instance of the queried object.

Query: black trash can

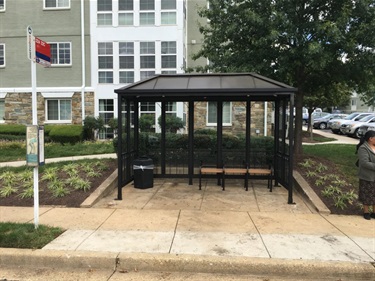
[133,156,154,189]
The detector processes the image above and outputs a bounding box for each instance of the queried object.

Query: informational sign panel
[35,37,51,67]
[38,126,45,165]
[27,26,35,61]
[26,125,39,166]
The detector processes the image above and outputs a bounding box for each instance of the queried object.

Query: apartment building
[90,0,186,138]
[0,0,92,125]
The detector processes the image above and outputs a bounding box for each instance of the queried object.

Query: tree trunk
[294,92,304,157]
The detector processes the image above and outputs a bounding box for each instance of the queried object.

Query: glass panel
[99,56,113,68]
[119,13,133,25]
[119,0,133,10]
[119,71,134,83]
[140,0,154,10]
[119,42,134,54]
[47,100,59,120]
[59,100,71,120]
[161,0,176,9]
[97,14,112,26]
[119,56,134,68]
[0,100,5,119]
[98,0,112,11]
[161,41,176,54]
[161,55,176,68]
[99,71,113,83]
[140,56,155,68]
[140,71,155,80]
[140,12,155,25]
[161,12,176,24]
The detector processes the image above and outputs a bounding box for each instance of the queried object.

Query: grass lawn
[0,222,64,249]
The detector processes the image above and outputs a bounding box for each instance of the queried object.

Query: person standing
[356,130,375,220]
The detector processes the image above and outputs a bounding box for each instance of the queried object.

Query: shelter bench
[199,162,225,191]
[247,168,273,192]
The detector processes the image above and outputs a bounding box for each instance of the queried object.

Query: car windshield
[358,115,375,122]
[344,113,359,120]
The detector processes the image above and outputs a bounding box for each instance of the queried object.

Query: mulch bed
[0,160,117,208]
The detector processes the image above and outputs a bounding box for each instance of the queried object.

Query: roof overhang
[115,73,298,101]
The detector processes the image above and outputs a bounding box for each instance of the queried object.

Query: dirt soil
[0,160,117,208]
[296,131,362,216]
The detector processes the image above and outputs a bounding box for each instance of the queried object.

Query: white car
[339,115,375,138]
[328,112,374,134]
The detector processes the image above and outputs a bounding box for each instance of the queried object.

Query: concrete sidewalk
[1,179,374,280]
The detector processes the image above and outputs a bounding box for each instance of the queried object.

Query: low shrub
[49,125,83,144]
[0,124,26,136]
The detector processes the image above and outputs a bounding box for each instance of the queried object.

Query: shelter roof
[115,73,297,100]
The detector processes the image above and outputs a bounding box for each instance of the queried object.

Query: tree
[158,115,185,133]
[83,116,104,141]
[139,114,155,132]
[191,0,375,155]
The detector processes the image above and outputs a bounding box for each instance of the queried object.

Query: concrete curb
[80,169,118,208]
[1,249,374,279]
[293,170,331,214]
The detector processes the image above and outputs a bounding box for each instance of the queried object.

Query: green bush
[83,116,104,141]
[0,134,25,141]
[49,125,83,144]
[0,124,26,136]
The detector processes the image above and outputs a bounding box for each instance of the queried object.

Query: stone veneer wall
[3,92,94,125]
[191,101,273,136]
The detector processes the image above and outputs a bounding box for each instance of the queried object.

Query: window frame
[0,98,5,123]
[207,101,232,126]
[98,42,114,83]
[0,43,5,68]
[45,99,72,123]
[0,0,5,12]
[49,42,72,66]
[44,0,70,10]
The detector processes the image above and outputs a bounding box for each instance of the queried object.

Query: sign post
[26,26,49,229]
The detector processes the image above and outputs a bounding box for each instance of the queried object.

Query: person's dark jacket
[358,142,375,182]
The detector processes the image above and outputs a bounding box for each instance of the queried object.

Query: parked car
[313,114,348,130]
[328,112,375,134]
[302,108,324,125]
[340,115,375,138]
[357,124,375,138]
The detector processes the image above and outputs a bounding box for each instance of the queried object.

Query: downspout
[264,101,268,136]
[80,0,86,124]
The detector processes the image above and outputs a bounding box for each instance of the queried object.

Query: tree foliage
[191,0,375,154]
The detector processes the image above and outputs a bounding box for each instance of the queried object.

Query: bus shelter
[115,73,298,203]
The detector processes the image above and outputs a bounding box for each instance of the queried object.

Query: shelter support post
[188,101,194,185]
[288,94,295,204]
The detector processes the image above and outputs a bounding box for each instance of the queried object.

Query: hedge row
[0,124,83,144]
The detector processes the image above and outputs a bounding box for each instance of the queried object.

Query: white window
[119,42,134,84]
[98,99,114,139]
[140,42,155,68]
[119,0,133,26]
[46,99,72,122]
[161,41,176,69]
[207,102,232,125]
[0,44,5,67]
[98,42,113,83]
[97,0,112,26]
[44,0,70,9]
[140,71,155,80]
[119,13,133,25]
[140,12,155,25]
[140,0,154,25]
[0,99,4,121]
[0,0,5,11]
[49,42,71,65]
[161,0,176,25]
[161,12,176,25]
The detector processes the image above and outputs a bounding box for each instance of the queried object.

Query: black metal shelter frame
[115,73,298,203]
